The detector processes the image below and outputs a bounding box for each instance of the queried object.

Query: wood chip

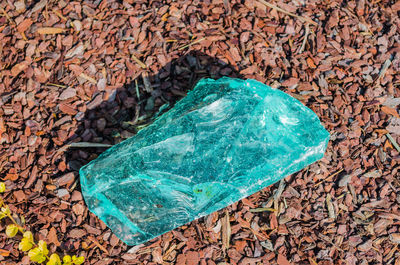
[37,27,66,34]
[221,210,231,250]
[326,194,336,219]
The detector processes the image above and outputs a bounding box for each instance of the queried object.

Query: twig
[142,72,152,92]
[45,83,67,88]
[314,169,343,187]
[386,133,400,153]
[131,54,147,69]
[68,142,113,148]
[20,33,28,41]
[53,10,68,21]
[249,207,277,213]
[79,73,97,84]
[55,142,112,157]
[178,37,206,50]
[87,236,109,255]
[318,232,344,252]
[299,23,310,53]
[374,59,392,85]
[309,257,318,265]
[135,79,140,100]
[0,7,14,25]
[257,0,318,26]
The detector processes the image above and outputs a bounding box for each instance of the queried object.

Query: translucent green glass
[80,77,329,245]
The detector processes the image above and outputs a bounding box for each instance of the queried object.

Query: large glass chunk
[79,77,330,245]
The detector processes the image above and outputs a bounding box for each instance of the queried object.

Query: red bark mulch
[0,0,400,264]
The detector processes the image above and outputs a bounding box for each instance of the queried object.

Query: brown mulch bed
[1,0,400,264]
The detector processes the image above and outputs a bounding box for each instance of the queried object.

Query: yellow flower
[72,255,85,264]
[47,253,61,265]
[19,231,34,251]
[0,211,6,220]
[28,247,46,263]
[0,182,5,193]
[6,224,18,237]
[63,255,72,265]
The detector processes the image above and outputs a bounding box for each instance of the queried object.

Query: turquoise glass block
[80,77,329,245]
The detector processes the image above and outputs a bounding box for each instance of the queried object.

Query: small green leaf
[23,231,34,241]
[72,255,85,265]
[38,240,49,256]
[1,205,10,215]
[0,212,6,220]
[0,182,5,193]
[47,253,62,265]
[63,255,72,265]
[19,237,33,251]
[28,247,46,263]
[6,224,18,237]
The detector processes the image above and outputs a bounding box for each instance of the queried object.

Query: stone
[80,77,330,245]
